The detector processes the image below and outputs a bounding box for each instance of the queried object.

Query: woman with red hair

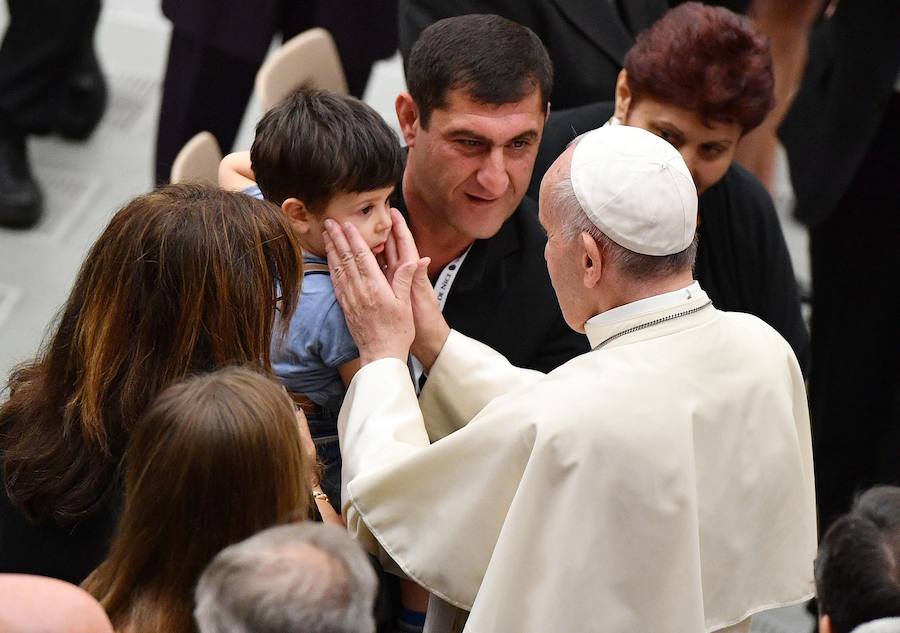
[531,2,808,372]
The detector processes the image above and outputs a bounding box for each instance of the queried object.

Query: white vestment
[338,286,816,633]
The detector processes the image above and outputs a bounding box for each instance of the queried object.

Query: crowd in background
[0,1,898,632]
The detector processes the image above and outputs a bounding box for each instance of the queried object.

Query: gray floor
[0,3,813,631]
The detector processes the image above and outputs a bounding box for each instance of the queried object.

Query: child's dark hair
[251,88,404,210]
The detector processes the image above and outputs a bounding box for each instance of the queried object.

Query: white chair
[256,27,349,112]
[169,131,223,186]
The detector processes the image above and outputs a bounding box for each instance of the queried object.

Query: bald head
[195,523,377,633]
[0,574,113,633]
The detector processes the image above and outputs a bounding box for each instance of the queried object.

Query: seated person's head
[83,366,313,633]
[816,486,900,633]
[0,184,302,527]
[0,575,113,633]
[399,14,553,240]
[195,523,377,633]
[614,1,773,194]
[251,88,403,257]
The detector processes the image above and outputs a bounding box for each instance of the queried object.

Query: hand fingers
[324,219,362,290]
[342,221,386,284]
[414,257,432,288]
[392,261,417,304]
[390,208,421,265]
[384,230,399,273]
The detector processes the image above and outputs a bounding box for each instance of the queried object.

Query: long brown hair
[83,366,312,633]
[0,184,302,525]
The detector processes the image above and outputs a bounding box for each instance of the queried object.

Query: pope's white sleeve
[337,357,429,569]
[418,329,544,441]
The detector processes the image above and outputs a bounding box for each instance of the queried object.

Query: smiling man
[393,15,589,375]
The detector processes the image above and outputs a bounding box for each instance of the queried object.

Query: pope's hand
[324,214,426,366]
[379,210,450,371]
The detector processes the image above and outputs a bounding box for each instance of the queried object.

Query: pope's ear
[614,69,631,120]
[580,232,603,288]
[281,198,312,234]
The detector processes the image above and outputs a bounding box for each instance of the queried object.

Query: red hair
[624,2,774,133]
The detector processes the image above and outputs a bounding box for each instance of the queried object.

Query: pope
[323,125,816,633]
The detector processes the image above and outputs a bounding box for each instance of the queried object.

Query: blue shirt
[243,186,357,409]
[272,253,358,408]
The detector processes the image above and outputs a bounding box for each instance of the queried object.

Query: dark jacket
[398,0,752,111]
[530,101,810,372]
[0,468,120,584]
[779,0,900,226]
[163,0,398,64]
[399,0,666,110]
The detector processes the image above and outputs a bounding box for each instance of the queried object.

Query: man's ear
[396,92,420,147]
[580,232,603,288]
[819,614,832,633]
[281,198,312,234]
[614,69,632,121]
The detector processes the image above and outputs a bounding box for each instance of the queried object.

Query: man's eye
[458,139,482,148]
[510,139,529,150]
[701,145,725,158]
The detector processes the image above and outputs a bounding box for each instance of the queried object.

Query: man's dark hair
[816,486,900,633]
[251,87,403,209]
[406,14,553,129]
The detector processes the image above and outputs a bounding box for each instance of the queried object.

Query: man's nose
[476,148,510,197]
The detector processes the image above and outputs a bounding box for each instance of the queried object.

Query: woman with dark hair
[0,184,304,584]
[531,2,809,372]
[82,366,317,633]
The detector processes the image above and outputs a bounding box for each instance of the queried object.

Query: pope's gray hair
[549,171,697,281]
[194,523,377,633]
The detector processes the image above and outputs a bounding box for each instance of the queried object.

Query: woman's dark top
[0,461,120,585]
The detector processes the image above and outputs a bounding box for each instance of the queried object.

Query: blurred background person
[0,0,107,229]
[195,523,377,633]
[0,185,303,585]
[814,486,900,633]
[155,0,398,184]
[83,366,323,633]
[779,0,900,540]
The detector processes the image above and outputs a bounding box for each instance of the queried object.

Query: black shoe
[0,133,43,229]
[56,47,107,141]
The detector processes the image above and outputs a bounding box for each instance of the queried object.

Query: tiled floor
[0,3,813,631]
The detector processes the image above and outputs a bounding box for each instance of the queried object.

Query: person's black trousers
[154,0,397,184]
[0,0,101,135]
[809,96,900,535]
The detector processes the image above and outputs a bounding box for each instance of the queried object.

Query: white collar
[583,281,705,349]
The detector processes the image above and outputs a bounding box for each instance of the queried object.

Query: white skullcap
[570,125,698,256]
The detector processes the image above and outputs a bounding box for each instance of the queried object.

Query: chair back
[169,131,223,186]
[256,27,349,112]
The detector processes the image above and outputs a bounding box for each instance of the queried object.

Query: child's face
[303,186,395,256]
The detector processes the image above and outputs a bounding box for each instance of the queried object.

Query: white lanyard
[433,246,471,310]
[410,245,473,391]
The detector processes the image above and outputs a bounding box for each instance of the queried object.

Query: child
[219,88,403,513]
